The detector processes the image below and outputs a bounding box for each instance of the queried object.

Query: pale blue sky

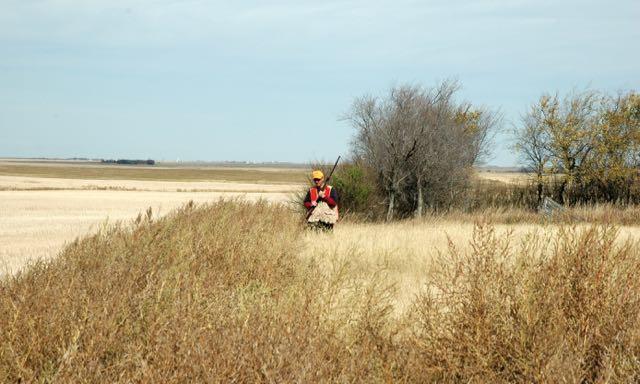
[1,0,638,165]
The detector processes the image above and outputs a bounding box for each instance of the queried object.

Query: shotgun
[306,156,341,220]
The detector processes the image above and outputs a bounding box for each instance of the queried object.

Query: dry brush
[2,201,640,382]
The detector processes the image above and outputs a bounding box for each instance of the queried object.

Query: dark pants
[307,221,334,232]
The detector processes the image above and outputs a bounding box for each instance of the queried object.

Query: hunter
[304,170,339,230]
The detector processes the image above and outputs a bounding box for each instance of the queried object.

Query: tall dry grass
[2,200,640,382]
[0,200,391,382]
[420,204,640,226]
[405,223,640,382]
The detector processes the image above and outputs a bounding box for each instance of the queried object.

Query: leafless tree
[514,98,553,204]
[346,81,498,219]
[406,81,498,216]
[407,81,457,216]
[348,86,423,220]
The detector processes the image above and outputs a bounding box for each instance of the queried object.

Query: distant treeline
[101,159,155,165]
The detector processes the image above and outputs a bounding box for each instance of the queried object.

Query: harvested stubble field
[0,160,307,184]
[476,170,531,184]
[3,161,640,381]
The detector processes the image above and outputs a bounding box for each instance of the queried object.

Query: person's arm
[303,190,314,209]
[324,188,338,208]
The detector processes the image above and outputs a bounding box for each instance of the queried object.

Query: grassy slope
[2,201,640,382]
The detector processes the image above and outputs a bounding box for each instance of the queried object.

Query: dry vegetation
[0,189,290,275]
[3,162,640,381]
[0,161,302,275]
[0,175,299,192]
[3,200,640,382]
[476,170,531,185]
[0,161,307,184]
[413,204,640,226]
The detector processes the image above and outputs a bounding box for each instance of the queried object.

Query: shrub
[0,201,318,382]
[3,201,640,382]
[331,162,379,220]
[0,200,398,382]
[405,223,640,382]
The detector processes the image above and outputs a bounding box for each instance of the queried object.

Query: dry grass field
[4,161,640,381]
[0,161,302,274]
[302,219,640,314]
[0,189,292,275]
[3,200,640,382]
[2,161,639,276]
[0,175,297,192]
[476,170,531,184]
[0,160,307,184]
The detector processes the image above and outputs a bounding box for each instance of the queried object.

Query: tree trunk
[386,191,395,221]
[557,179,567,205]
[536,178,543,207]
[415,177,424,218]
